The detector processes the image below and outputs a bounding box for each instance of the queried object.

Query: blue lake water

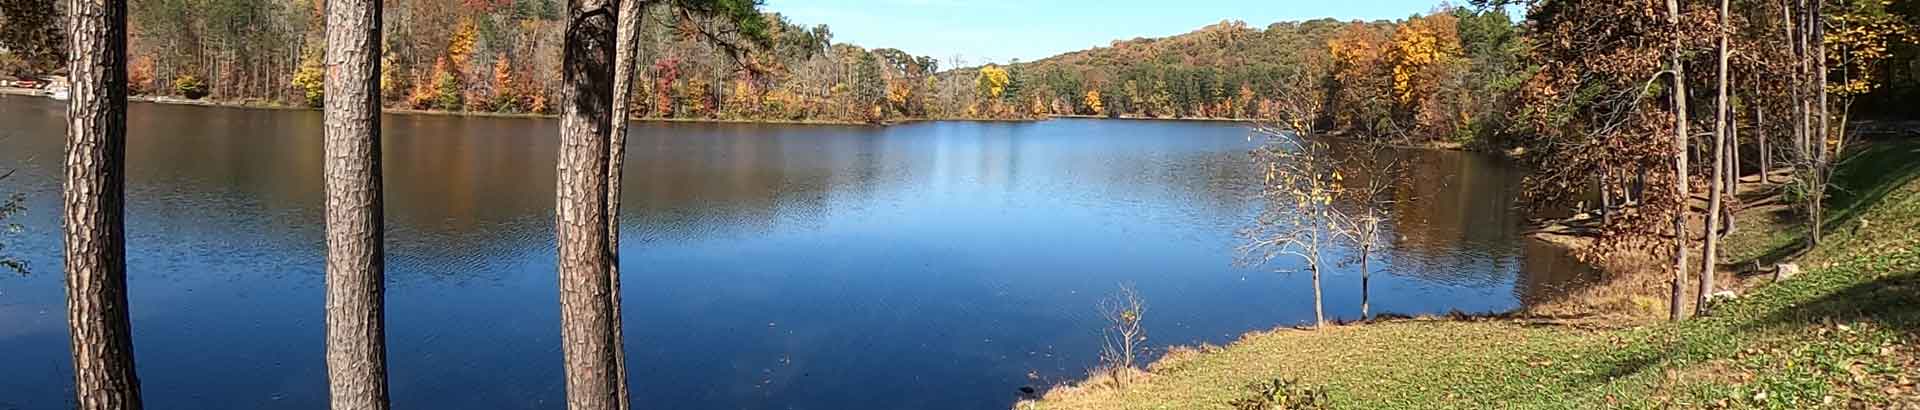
[0,96,1590,409]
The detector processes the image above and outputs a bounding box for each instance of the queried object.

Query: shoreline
[1049,114,1256,123]
[8,86,1498,158]
[2,86,1064,126]
[1,87,1286,128]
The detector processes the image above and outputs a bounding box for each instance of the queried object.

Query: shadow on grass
[1726,208,1813,275]
[1726,142,1920,272]
[1577,349,1669,385]
[1750,269,1920,336]
[1822,142,1920,229]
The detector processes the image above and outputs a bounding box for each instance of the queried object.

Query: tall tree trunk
[1701,0,1730,315]
[1787,0,1809,167]
[1725,122,1738,230]
[1756,78,1770,181]
[604,1,648,408]
[1810,0,1828,245]
[322,0,391,406]
[63,0,144,407]
[1729,103,1740,194]
[556,0,620,407]
[1667,0,1692,322]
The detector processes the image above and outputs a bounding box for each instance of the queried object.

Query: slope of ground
[1027,140,1920,409]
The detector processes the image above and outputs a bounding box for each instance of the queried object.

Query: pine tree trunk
[63,0,144,407]
[322,0,391,406]
[605,1,648,408]
[557,0,620,407]
[1667,0,1692,322]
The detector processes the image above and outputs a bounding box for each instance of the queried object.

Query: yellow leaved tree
[1084,89,1104,115]
[1388,12,1465,140]
[976,65,1011,100]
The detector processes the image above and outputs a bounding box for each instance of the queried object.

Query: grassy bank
[1029,140,1920,409]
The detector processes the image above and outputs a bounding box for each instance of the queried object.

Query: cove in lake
[0,97,1592,410]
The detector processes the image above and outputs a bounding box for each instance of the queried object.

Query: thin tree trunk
[1602,172,1615,225]
[322,0,391,406]
[556,0,620,407]
[604,0,648,408]
[1701,0,1730,314]
[1757,78,1770,181]
[63,0,143,407]
[1787,0,1809,166]
[1725,125,1738,231]
[1311,223,1325,328]
[1810,0,1828,245]
[1311,259,1324,328]
[1667,0,1692,322]
[1729,101,1740,194]
[1358,243,1370,321]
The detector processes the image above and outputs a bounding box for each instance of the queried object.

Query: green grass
[1031,141,1920,409]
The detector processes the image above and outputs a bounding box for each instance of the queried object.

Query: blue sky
[763,0,1453,65]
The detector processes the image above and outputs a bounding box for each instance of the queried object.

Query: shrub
[291,59,325,107]
[128,57,155,96]
[173,74,209,99]
[431,68,462,111]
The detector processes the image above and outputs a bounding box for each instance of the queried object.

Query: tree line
[972,9,1530,144]
[1,0,971,122]
[7,0,1915,130]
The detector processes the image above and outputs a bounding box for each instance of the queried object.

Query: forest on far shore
[1,1,1915,135]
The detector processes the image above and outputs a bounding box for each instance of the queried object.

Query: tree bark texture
[605,1,648,407]
[1810,0,1828,245]
[1701,0,1729,314]
[63,0,143,407]
[1667,0,1691,322]
[557,0,620,407]
[322,0,391,406]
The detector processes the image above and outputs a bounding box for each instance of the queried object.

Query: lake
[0,96,1590,410]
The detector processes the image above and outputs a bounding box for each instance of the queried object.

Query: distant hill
[932,18,1401,121]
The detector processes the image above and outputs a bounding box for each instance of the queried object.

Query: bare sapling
[1097,284,1148,385]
